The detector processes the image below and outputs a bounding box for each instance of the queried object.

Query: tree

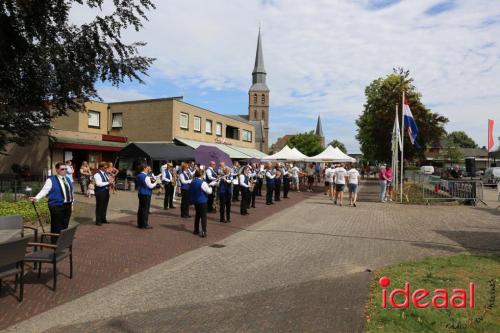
[0,0,155,152]
[447,131,478,148]
[288,131,323,157]
[439,141,464,165]
[328,139,347,153]
[356,68,448,163]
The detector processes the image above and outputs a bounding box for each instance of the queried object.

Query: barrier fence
[417,176,484,205]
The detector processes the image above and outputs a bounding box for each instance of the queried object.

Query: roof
[175,138,267,159]
[118,143,194,161]
[253,29,266,75]
[461,148,489,158]
[50,136,127,152]
[263,146,308,161]
[108,96,183,105]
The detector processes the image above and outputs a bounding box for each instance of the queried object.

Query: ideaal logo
[379,276,475,309]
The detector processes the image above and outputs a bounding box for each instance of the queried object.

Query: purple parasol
[246,158,261,165]
[194,145,233,168]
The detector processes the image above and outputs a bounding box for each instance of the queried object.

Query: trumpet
[249,177,256,192]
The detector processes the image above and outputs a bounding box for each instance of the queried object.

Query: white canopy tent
[305,145,356,163]
[262,145,308,161]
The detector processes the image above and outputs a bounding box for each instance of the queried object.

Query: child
[87,178,95,198]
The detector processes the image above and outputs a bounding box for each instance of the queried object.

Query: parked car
[420,165,435,175]
[483,167,500,186]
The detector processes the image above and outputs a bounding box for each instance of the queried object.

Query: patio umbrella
[194,145,233,168]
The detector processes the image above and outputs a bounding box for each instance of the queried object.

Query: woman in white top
[347,165,360,207]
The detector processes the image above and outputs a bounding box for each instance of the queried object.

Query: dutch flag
[403,97,420,149]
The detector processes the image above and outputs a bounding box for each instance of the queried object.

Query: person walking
[333,163,348,206]
[306,164,315,192]
[218,167,233,223]
[385,166,394,202]
[190,169,213,237]
[179,162,192,218]
[136,164,157,229]
[378,165,388,203]
[31,162,74,241]
[94,162,112,225]
[265,162,275,205]
[79,161,92,194]
[162,162,175,209]
[239,166,250,215]
[290,163,300,192]
[325,164,335,200]
[347,164,360,207]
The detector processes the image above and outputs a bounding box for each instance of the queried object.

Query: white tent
[305,145,356,163]
[262,145,308,161]
[291,147,309,160]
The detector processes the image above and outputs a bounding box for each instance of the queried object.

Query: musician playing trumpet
[248,162,258,209]
[136,164,158,229]
[239,166,250,215]
[274,163,283,202]
[265,162,275,205]
[205,161,217,213]
[218,166,233,223]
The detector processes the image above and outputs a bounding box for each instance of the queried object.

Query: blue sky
[76,0,500,153]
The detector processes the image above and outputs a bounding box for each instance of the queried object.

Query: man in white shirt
[205,161,217,213]
[347,164,360,207]
[31,162,74,240]
[333,164,348,206]
[324,164,335,200]
[137,164,158,229]
[94,161,113,225]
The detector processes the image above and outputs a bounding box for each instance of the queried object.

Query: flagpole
[395,104,399,195]
[400,91,404,203]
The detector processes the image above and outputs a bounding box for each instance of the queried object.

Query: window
[111,113,123,128]
[88,111,100,128]
[261,94,265,104]
[253,94,257,104]
[194,116,201,132]
[226,125,239,140]
[180,112,189,129]
[205,119,212,134]
[242,129,252,142]
[216,122,222,136]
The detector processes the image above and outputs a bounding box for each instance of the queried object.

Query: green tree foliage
[0,0,156,152]
[356,68,448,162]
[288,131,323,157]
[440,141,464,163]
[447,131,478,148]
[328,139,347,153]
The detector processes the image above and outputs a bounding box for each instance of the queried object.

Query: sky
[72,0,500,153]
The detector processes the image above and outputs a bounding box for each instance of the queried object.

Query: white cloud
[72,0,500,152]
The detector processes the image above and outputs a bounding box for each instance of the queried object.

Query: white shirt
[142,172,158,189]
[206,167,216,181]
[179,171,192,185]
[239,174,249,188]
[94,170,110,187]
[334,167,347,185]
[325,168,335,182]
[162,168,172,183]
[35,176,74,203]
[347,169,360,185]
[265,170,275,179]
[291,166,300,178]
[66,165,74,176]
[201,181,213,194]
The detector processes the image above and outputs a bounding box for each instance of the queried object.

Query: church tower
[316,115,325,148]
[248,29,270,153]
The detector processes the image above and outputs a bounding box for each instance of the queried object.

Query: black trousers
[256,179,263,196]
[137,194,151,227]
[266,183,274,204]
[49,203,72,242]
[219,192,232,222]
[207,191,215,212]
[249,188,256,208]
[283,177,290,198]
[274,179,282,201]
[163,182,174,209]
[95,189,110,224]
[181,189,190,217]
[240,188,249,214]
[194,203,207,233]
[232,185,240,201]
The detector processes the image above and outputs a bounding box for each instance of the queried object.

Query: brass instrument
[249,177,256,192]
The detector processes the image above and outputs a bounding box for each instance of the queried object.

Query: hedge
[0,199,50,224]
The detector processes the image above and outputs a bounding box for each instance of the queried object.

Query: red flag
[488,119,494,151]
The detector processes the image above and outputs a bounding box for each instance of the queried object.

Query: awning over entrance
[49,136,127,152]
[174,138,267,159]
[118,143,194,161]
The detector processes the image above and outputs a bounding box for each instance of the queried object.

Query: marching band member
[179,162,192,218]
[94,161,112,225]
[231,161,241,202]
[256,163,264,196]
[136,164,158,229]
[274,163,282,202]
[218,166,233,223]
[162,162,175,209]
[282,163,291,198]
[239,166,250,215]
[249,162,258,208]
[205,161,217,213]
[265,162,275,205]
[190,169,214,238]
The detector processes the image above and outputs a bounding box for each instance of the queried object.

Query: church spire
[315,115,324,137]
[250,28,269,91]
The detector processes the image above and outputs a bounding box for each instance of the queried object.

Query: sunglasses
[59,168,67,171]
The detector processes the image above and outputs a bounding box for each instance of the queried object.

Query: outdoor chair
[0,237,30,302]
[0,215,38,243]
[24,224,78,291]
